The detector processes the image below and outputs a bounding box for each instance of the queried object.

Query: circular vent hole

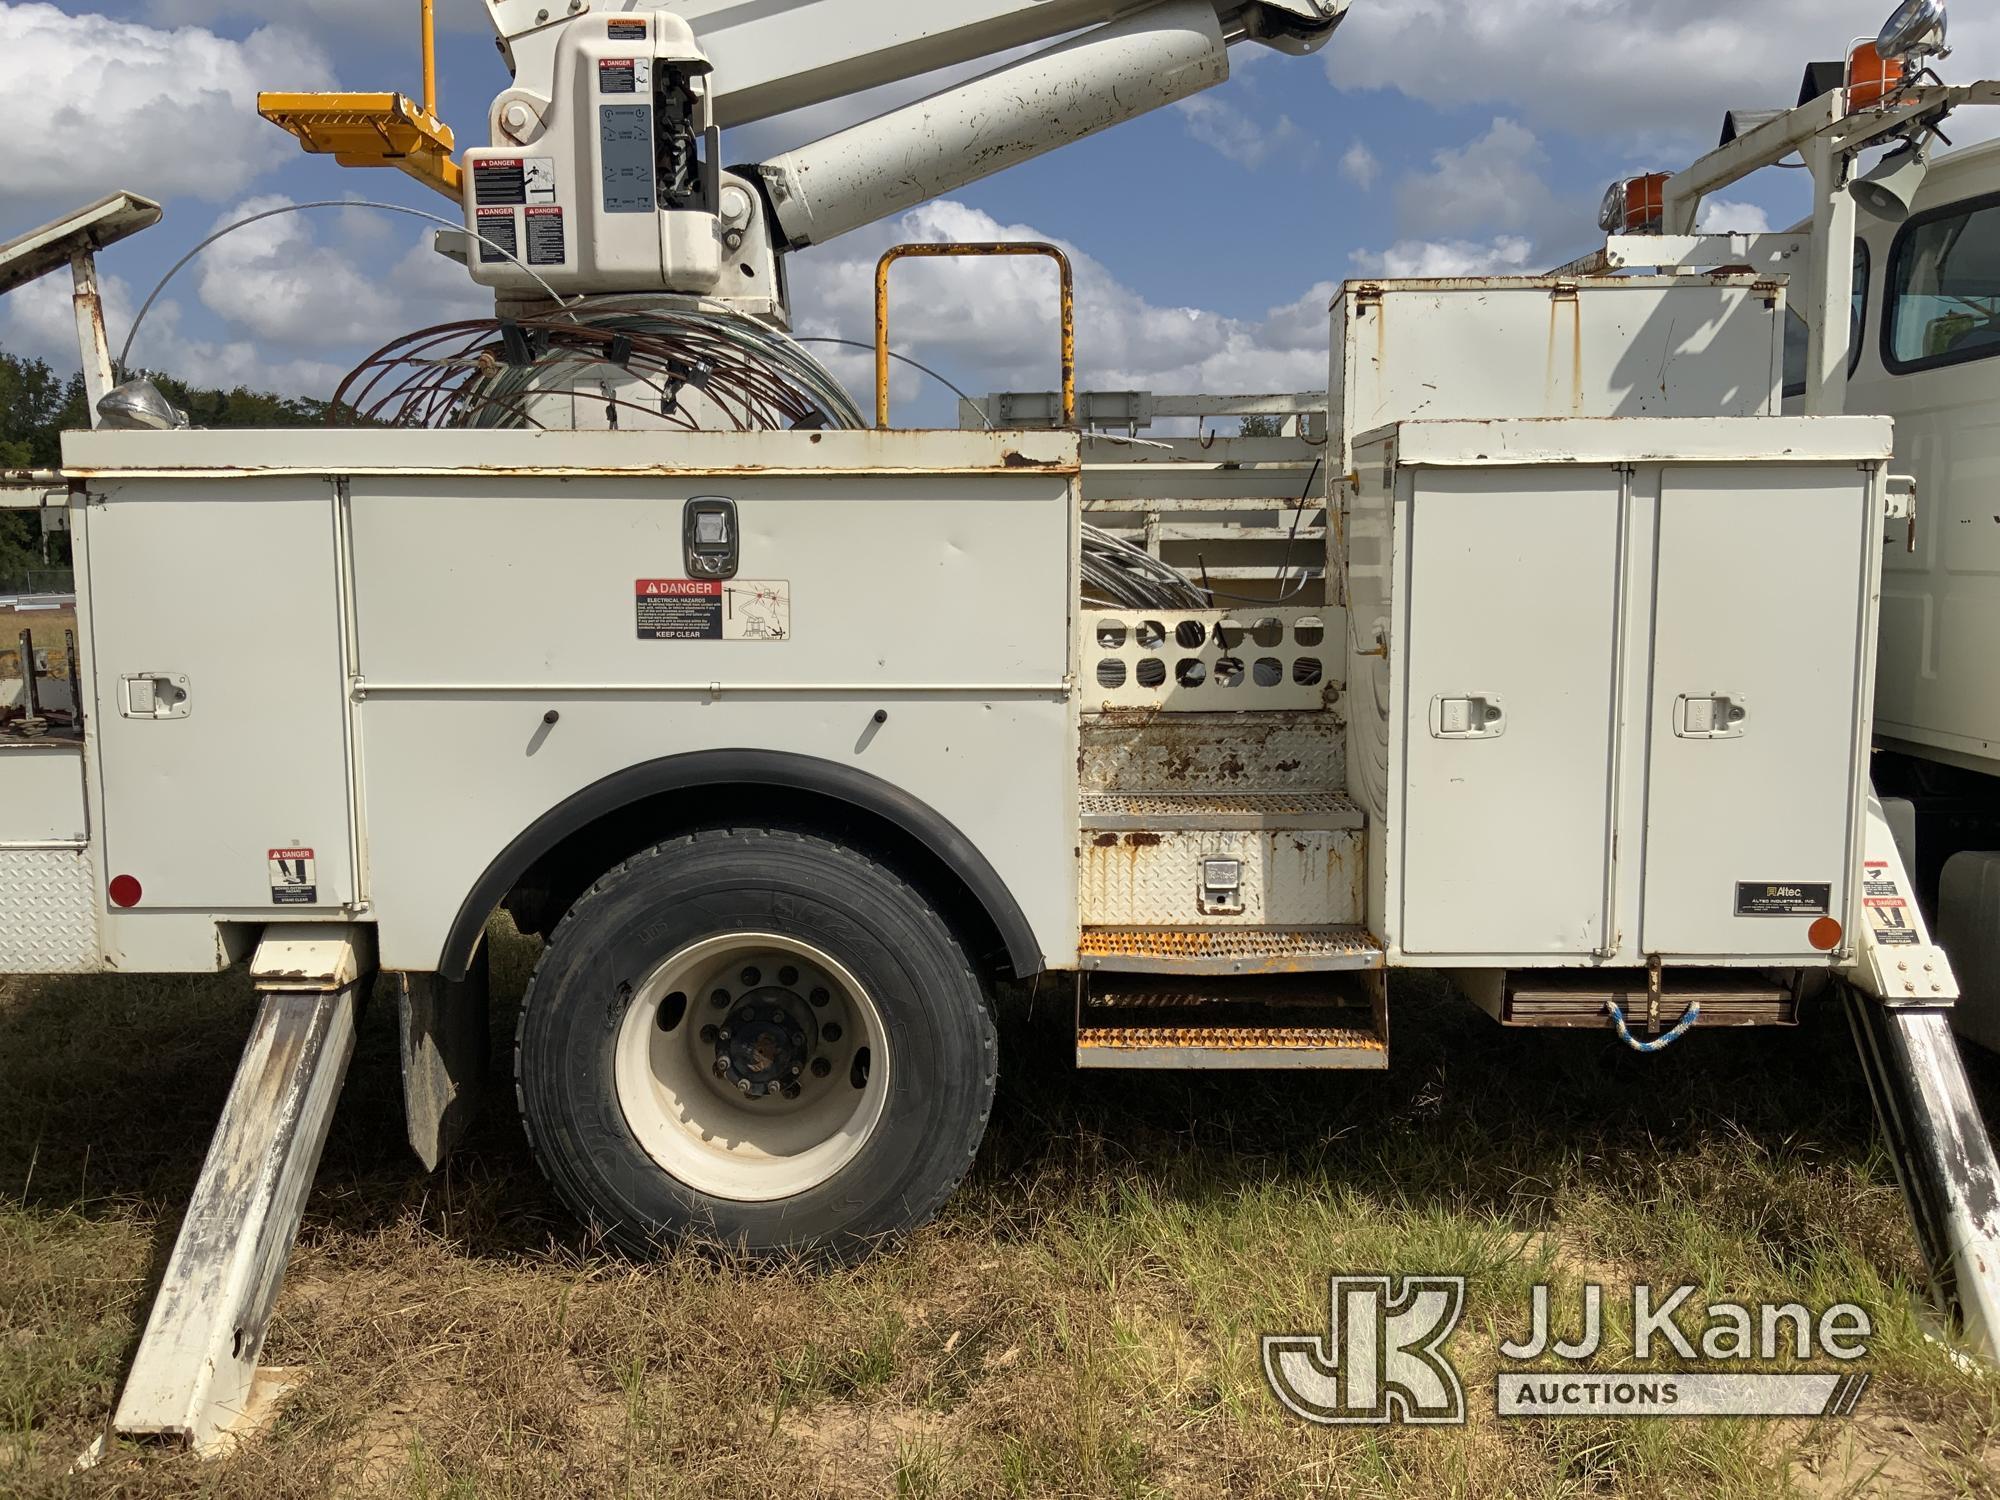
[1251,616,1284,648]
[1096,658,1127,688]
[1174,619,1207,649]
[1214,656,1244,688]
[1293,657,1323,686]
[1136,657,1167,688]
[1294,615,1325,647]
[1136,619,1166,649]
[1095,619,1128,649]
[1253,657,1283,687]
[1175,658,1207,687]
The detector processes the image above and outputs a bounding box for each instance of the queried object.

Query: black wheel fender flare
[437,748,1042,981]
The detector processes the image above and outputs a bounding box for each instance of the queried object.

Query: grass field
[4,922,1999,1497]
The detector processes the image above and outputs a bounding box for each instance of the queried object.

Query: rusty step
[1080,790,1364,832]
[1078,974,1386,1070]
[1078,924,1382,974]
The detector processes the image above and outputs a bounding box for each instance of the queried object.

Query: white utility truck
[1,0,1996,1456]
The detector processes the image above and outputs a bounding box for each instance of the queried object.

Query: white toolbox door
[86,479,355,910]
[1399,468,1622,955]
[1641,465,1871,957]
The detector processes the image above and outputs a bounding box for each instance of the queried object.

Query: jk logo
[1262,1275,1467,1425]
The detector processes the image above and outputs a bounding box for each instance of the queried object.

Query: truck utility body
[5,0,1999,1461]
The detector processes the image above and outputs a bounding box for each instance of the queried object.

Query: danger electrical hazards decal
[636,579,791,640]
[598,55,651,93]
[1862,860,1920,945]
[269,848,317,906]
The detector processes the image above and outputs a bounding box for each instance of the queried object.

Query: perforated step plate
[1078,925,1383,974]
[1081,790,1365,831]
[1078,975,1386,1070]
[1079,711,1344,795]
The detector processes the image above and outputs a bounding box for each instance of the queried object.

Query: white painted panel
[0,743,87,843]
[1641,465,1872,956]
[85,480,354,910]
[1398,468,1623,954]
[345,472,1070,688]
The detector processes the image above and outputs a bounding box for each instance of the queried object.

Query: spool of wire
[330,299,865,432]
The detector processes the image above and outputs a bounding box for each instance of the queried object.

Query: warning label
[475,206,516,263]
[269,848,317,906]
[607,17,647,38]
[526,205,566,265]
[474,157,556,205]
[635,578,791,640]
[1734,881,1832,917]
[1864,895,1920,945]
[598,56,650,93]
[474,157,525,204]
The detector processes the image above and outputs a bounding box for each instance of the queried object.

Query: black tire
[515,827,997,1257]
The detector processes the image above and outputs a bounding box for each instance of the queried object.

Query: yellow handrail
[873,241,1075,429]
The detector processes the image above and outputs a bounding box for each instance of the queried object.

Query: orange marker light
[1808,916,1843,951]
[1848,42,1905,112]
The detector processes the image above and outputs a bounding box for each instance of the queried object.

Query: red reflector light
[108,874,142,908]
[1808,916,1843,951]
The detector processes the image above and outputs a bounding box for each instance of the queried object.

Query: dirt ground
[3,924,1998,1497]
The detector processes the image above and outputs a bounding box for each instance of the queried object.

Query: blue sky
[2,0,1994,422]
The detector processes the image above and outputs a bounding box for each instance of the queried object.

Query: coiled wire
[330,300,865,432]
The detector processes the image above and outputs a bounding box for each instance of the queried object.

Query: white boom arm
[461,0,1347,300]
[485,0,1345,126]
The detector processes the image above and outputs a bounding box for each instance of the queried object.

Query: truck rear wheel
[514,827,997,1257]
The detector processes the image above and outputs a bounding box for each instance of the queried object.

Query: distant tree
[1239,414,1284,437]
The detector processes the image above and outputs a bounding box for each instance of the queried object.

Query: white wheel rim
[612,931,891,1202]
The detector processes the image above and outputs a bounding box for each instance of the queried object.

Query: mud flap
[397,941,491,1172]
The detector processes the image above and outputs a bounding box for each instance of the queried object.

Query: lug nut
[717,1027,732,1042]
[789,1062,803,1077]
[737,1077,754,1094]
[809,987,830,1008]
[790,1030,805,1046]
[711,988,731,1008]
[713,1058,730,1078]
[700,1024,719,1043]
[781,1082,802,1100]
[811,1058,832,1078]
[822,1023,842,1043]
[779,965,799,986]
[740,966,761,987]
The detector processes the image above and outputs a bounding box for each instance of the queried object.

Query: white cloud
[789,199,1332,417]
[1327,0,2000,144]
[1176,94,1308,171]
[192,196,486,350]
[143,0,488,37]
[0,3,334,211]
[1339,140,1380,190]
[1694,198,1774,234]
[1,195,490,398]
[0,267,346,397]
[1349,236,1537,278]
[1395,118,1561,240]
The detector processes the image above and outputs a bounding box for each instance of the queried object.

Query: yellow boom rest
[257,92,462,201]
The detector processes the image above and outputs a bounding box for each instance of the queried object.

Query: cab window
[1885,193,2000,373]
[1782,241,1868,398]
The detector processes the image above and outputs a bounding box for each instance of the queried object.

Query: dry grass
[3,922,1999,1497]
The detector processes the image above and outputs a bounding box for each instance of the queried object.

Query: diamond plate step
[1078,925,1383,974]
[1078,974,1385,1069]
[1081,790,1364,832]
[1080,711,1343,795]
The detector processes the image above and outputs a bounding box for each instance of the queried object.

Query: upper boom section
[482,0,1347,127]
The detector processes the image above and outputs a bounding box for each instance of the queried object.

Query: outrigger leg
[1843,794,2000,1362]
[93,926,374,1456]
